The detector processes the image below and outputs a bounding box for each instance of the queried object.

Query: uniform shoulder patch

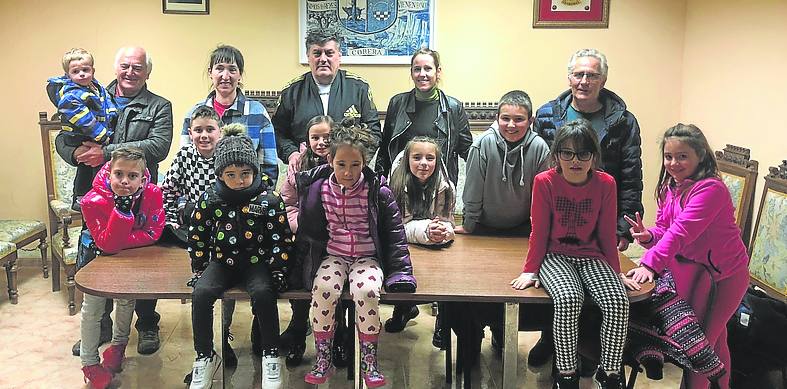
[344,71,370,85]
[281,74,306,91]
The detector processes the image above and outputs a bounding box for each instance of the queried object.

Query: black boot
[280,320,308,367]
[593,368,624,389]
[432,320,447,350]
[332,318,350,368]
[384,304,419,333]
[528,329,554,367]
[578,355,598,378]
[223,331,238,368]
[553,373,579,389]
[135,309,160,355]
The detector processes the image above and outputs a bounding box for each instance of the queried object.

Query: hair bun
[222,123,246,137]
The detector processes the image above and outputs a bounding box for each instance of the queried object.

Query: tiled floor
[0,255,682,388]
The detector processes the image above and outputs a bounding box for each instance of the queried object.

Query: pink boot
[102,343,127,373]
[359,332,386,388]
[82,364,112,389]
[304,331,335,384]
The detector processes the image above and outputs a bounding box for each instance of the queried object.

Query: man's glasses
[558,149,593,161]
[570,71,603,82]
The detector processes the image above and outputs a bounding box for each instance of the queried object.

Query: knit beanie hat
[213,124,258,176]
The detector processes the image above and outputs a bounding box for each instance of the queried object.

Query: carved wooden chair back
[715,144,759,246]
[747,161,787,300]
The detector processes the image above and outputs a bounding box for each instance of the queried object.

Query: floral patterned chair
[39,111,81,315]
[0,220,48,278]
[1,241,19,304]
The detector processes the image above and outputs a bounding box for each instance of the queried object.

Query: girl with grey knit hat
[186,125,295,389]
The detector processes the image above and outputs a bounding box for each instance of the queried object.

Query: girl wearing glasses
[511,119,639,389]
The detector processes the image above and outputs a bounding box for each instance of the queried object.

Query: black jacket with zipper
[375,89,472,185]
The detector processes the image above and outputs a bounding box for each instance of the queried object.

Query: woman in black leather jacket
[376,49,471,347]
[375,48,472,185]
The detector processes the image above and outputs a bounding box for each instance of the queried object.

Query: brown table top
[75,235,652,303]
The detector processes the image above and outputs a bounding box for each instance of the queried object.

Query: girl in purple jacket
[627,124,749,389]
[297,124,416,388]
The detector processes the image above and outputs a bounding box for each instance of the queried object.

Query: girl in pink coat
[627,124,749,389]
[278,115,336,366]
[79,146,165,388]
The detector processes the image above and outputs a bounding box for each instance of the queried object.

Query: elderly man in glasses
[529,48,644,371]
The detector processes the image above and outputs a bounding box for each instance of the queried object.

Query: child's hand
[624,212,652,244]
[113,194,134,214]
[510,273,540,290]
[454,226,466,234]
[619,272,641,291]
[427,217,447,242]
[626,266,655,284]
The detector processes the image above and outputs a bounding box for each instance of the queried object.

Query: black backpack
[727,286,787,388]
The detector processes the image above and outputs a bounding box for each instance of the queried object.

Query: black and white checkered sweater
[161,145,216,225]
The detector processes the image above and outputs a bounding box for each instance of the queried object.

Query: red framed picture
[533,0,610,28]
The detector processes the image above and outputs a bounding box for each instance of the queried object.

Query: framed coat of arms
[300,0,436,64]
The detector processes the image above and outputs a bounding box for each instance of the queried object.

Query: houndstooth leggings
[311,255,384,335]
[539,253,629,372]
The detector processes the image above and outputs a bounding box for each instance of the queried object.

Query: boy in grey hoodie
[456,90,550,235]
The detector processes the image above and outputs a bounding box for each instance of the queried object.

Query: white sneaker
[189,351,222,389]
[262,355,282,388]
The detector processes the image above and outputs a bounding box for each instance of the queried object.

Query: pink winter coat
[281,143,328,233]
[80,161,165,254]
[640,178,749,281]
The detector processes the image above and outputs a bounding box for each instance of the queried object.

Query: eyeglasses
[558,149,593,161]
[570,71,603,82]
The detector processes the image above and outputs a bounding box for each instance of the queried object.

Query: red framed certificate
[533,0,610,28]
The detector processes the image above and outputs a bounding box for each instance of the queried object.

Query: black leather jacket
[375,89,472,185]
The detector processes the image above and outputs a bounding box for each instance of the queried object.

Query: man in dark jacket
[272,30,381,166]
[57,46,173,357]
[529,48,644,370]
[271,30,382,367]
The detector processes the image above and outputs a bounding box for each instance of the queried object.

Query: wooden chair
[747,160,787,300]
[39,111,82,315]
[0,241,19,304]
[0,221,48,279]
[715,144,759,246]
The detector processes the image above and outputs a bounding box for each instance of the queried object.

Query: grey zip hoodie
[462,126,550,233]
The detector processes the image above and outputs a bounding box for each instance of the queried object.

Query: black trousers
[134,299,160,331]
[192,261,279,355]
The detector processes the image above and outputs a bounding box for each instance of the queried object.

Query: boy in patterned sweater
[161,106,223,244]
[187,128,295,389]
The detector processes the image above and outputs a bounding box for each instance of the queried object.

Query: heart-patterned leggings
[311,255,384,335]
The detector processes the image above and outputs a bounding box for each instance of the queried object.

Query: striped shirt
[321,173,375,258]
[181,89,279,184]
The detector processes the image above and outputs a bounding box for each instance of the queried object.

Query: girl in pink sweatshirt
[278,115,336,366]
[627,123,749,389]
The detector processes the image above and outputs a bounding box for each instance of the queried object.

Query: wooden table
[75,235,652,389]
